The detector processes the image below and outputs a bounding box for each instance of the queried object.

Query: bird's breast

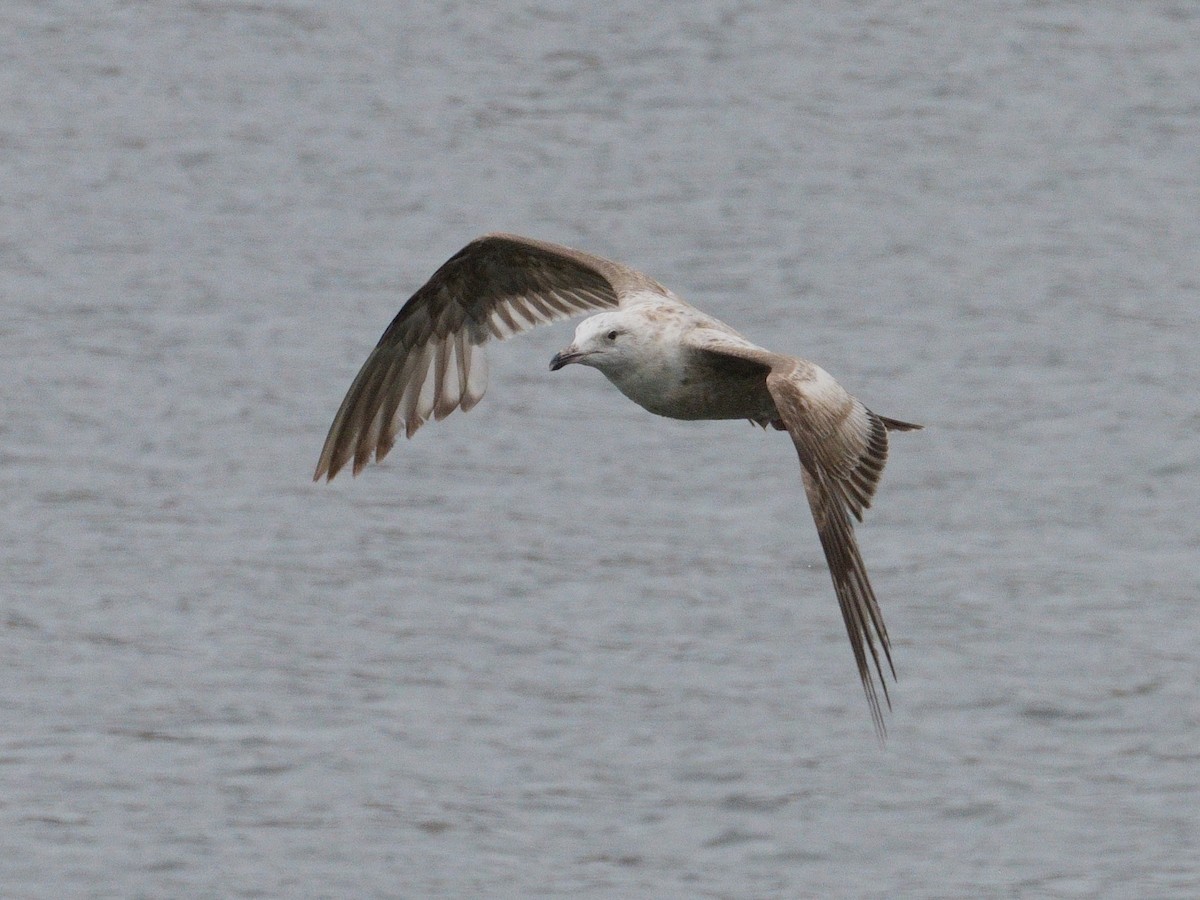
[602,354,774,422]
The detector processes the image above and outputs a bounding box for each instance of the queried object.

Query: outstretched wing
[315,233,664,481]
[765,362,918,739]
[681,332,918,737]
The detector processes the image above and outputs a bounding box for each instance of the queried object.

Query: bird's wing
[680,327,783,388]
[315,233,665,481]
[770,362,901,522]
[682,325,780,362]
[765,362,899,738]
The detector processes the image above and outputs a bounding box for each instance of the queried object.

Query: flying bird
[314,233,921,737]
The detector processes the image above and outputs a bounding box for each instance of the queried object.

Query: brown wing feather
[772,362,920,522]
[315,234,663,481]
[684,334,920,737]
[766,367,902,740]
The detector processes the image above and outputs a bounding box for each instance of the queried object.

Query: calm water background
[3,2,1198,897]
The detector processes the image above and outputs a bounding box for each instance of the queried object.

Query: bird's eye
[606,330,619,341]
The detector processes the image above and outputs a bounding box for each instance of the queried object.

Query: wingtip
[864,687,889,746]
[313,457,332,483]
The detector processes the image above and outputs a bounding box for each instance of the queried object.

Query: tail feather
[878,416,923,432]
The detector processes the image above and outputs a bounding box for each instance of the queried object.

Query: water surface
[2,1,1198,896]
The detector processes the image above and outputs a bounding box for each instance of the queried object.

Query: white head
[548,311,641,375]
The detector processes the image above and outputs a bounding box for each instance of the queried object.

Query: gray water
[3,2,1198,897]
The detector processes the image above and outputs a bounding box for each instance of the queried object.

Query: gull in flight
[315,233,921,737]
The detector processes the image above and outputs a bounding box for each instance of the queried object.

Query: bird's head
[549,312,637,374]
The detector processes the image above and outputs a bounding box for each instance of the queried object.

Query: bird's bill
[549,346,586,370]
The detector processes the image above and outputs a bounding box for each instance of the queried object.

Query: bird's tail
[878,416,923,432]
